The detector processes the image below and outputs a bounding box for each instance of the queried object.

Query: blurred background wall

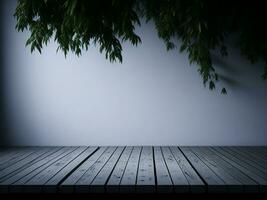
[1,0,267,146]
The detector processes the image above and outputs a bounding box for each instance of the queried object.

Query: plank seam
[0,148,55,182]
[44,147,91,185]
[160,147,174,188]
[4,147,65,185]
[135,146,143,191]
[118,147,134,186]
[56,146,100,187]
[207,147,259,185]
[222,148,267,176]
[215,147,267,182]
[178,147,208,192]
[89,147,118,185]
[228,148,267,172]
[22,147,80,185]
[0,150,37,170]
[152,147,158,193]
[103,147,126,190]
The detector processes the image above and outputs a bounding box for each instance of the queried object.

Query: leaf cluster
[14,0,267,93]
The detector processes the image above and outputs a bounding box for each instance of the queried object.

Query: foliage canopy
[14,0,267,93]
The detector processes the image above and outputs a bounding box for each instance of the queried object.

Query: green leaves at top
[14,0,267,94]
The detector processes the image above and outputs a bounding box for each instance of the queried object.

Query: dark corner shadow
[0,2,10,147]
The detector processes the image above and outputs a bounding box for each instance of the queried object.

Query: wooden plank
[236,147,267,166]
[74,147,117,193]
[120,146,141,192]
[251,147,267,163]
[23,147,87,192]
[0,148,37,170]
[238,147,267,160]
[0,148,35,164]
[228,147,267,171]
[0,147,50,180]
[60,147,107,193]
[223,147,267,176]
[136,146,155,193]
[0,147,33,161]
[219,147,267,180]
[106,146,133,193]
[210,147,267,190]
[170,147,204,193]
[90,147,124,192]
[252,147,267,158]
[213,147,267,192]
[244,147,267,167]
[198,147,259,193]
[0,149,24,165]
[9,147,75,193]
[0,146,266,194]
[0,147,63,186]
[44,146,98,193]
[190,147,243,193]
[161,147,189,193]
[154,147,173,193]
[180,147,226,193]
[0,147,61,183]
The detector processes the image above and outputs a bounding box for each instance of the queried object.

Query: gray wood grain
[75,147,117,193]
[136,146,155,193]
[0,148,38,170]
[9,147,74,193]
[222,147,267,177]
[0,147,50,180]
[23,147,87,192]
[120,146,141,192]
[0,149,24,165]
[228,147,267,171]
[190,147,243,193]
[161,147,189,193]
[1,147,63,186]
[154,147,173,193]
[44,146,98,193]
[0,146,266,194]
[90,147,124,192]
[236,147,267,166]
[106,146,133,193]
[60,146,107,193]
[170,147,205,193]
[212,147,267,192]
[199,147,258,193]
[0,147,61,183]
[180,147,225,193]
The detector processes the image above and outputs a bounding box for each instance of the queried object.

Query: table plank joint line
[57,146,100,187]
[178,147,208,192]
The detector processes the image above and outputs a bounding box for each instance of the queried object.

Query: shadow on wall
[0,2,9,146]
[211,53,244,91]
[1,0,267,146]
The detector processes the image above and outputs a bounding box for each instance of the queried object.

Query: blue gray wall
[1,0,267,146]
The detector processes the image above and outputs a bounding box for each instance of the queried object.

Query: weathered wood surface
[0,146,266,193]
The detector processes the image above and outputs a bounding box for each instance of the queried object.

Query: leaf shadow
[211,53,247,91]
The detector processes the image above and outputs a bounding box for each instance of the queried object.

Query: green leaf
[69,0,77,15]
[13,0,267,94]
